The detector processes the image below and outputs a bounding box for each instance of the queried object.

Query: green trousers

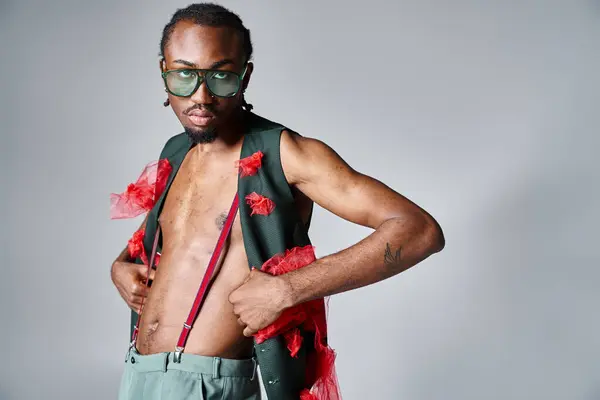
[118,347,262,399]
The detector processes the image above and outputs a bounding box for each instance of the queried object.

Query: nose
[190,78,214,105]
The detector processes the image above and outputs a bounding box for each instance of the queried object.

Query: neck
[191,109,249,153]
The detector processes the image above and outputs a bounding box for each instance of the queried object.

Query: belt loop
[162,352,169,373]
[213,357,221,379]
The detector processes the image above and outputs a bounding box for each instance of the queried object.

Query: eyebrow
[172,58,236,69]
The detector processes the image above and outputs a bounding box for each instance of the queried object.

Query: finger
[148,268,156,281]
[128,302,142,313]
[127,297,143,312]
[130,282,149,297]
[126,290,145,305]
[228,290,238,305]
[139,265,157,280]
[136,263,152,277]
[129,294,145,306]
[140,277,153,288]
[237,318,246,327]
[129,302,144,313]
[243,326,257,337]
[118,261,146,273]
[244,267,259,281]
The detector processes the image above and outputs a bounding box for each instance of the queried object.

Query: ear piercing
[163,88,170,107]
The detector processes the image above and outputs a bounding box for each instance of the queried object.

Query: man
[111,3,444,399]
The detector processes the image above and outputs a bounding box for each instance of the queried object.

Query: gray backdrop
[1,0,599,399]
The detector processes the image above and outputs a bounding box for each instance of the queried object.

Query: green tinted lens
[165,70,199,96]
[205,71,240,97]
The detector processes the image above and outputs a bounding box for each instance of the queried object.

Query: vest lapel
[143,139,194,258]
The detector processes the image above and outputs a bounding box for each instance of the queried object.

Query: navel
[147,320,160,334]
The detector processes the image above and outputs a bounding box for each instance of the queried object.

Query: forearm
[284,215,444,306]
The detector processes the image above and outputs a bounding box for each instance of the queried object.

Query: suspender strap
[174,192,240,362]
[129,226,161,347]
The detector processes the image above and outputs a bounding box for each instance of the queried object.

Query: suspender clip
[173,346,184,363]
[250,357,257,381]
[125,340,136,361]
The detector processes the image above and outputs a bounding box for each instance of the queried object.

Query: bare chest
[158,153,243,249]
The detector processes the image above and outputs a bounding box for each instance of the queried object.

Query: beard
[184,126,218,144]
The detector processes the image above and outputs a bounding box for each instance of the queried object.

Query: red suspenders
[129,192,240,363]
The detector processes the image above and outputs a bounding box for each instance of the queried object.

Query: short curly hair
[159,3,253,63]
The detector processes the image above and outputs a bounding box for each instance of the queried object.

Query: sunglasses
[162,65,248,98]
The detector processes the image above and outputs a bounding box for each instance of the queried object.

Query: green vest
[131,112,316,399]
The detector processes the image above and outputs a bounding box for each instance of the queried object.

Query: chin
[184,125,218,144]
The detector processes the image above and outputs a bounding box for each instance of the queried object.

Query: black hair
[159,3,253,63]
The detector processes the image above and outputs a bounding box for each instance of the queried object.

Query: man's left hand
[229,268,293,337]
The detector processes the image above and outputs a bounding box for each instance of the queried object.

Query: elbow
[110,261,118,284]
[426,218,445,254]
[419,215,445,255]
[388,212,445,256]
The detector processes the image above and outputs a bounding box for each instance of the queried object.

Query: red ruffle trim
[254,245,342,400]
[245,192,275,216]
[110,159,172,219]
[236,151,264,177]
[127,228,160,266]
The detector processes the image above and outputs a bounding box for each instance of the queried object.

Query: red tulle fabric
[110,159,172,219]
[235,151,264,177]
[245,192,276,216]
[254,245,342,400]
[127,228,160,266]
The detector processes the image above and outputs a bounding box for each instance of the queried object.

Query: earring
[163,87,170,107]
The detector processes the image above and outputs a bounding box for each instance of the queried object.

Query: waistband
[125,347,257,379]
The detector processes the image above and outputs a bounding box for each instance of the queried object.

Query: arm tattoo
[384,242,402,269]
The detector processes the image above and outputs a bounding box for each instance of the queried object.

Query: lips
[186,110,214,126]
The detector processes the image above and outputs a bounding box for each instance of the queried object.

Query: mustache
[183,104,217,115]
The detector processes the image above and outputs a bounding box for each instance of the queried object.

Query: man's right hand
[111,260,155,312]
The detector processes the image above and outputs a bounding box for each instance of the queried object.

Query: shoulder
[280,129,354,186]
[279,129,327,158]
[245,113,352,185]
